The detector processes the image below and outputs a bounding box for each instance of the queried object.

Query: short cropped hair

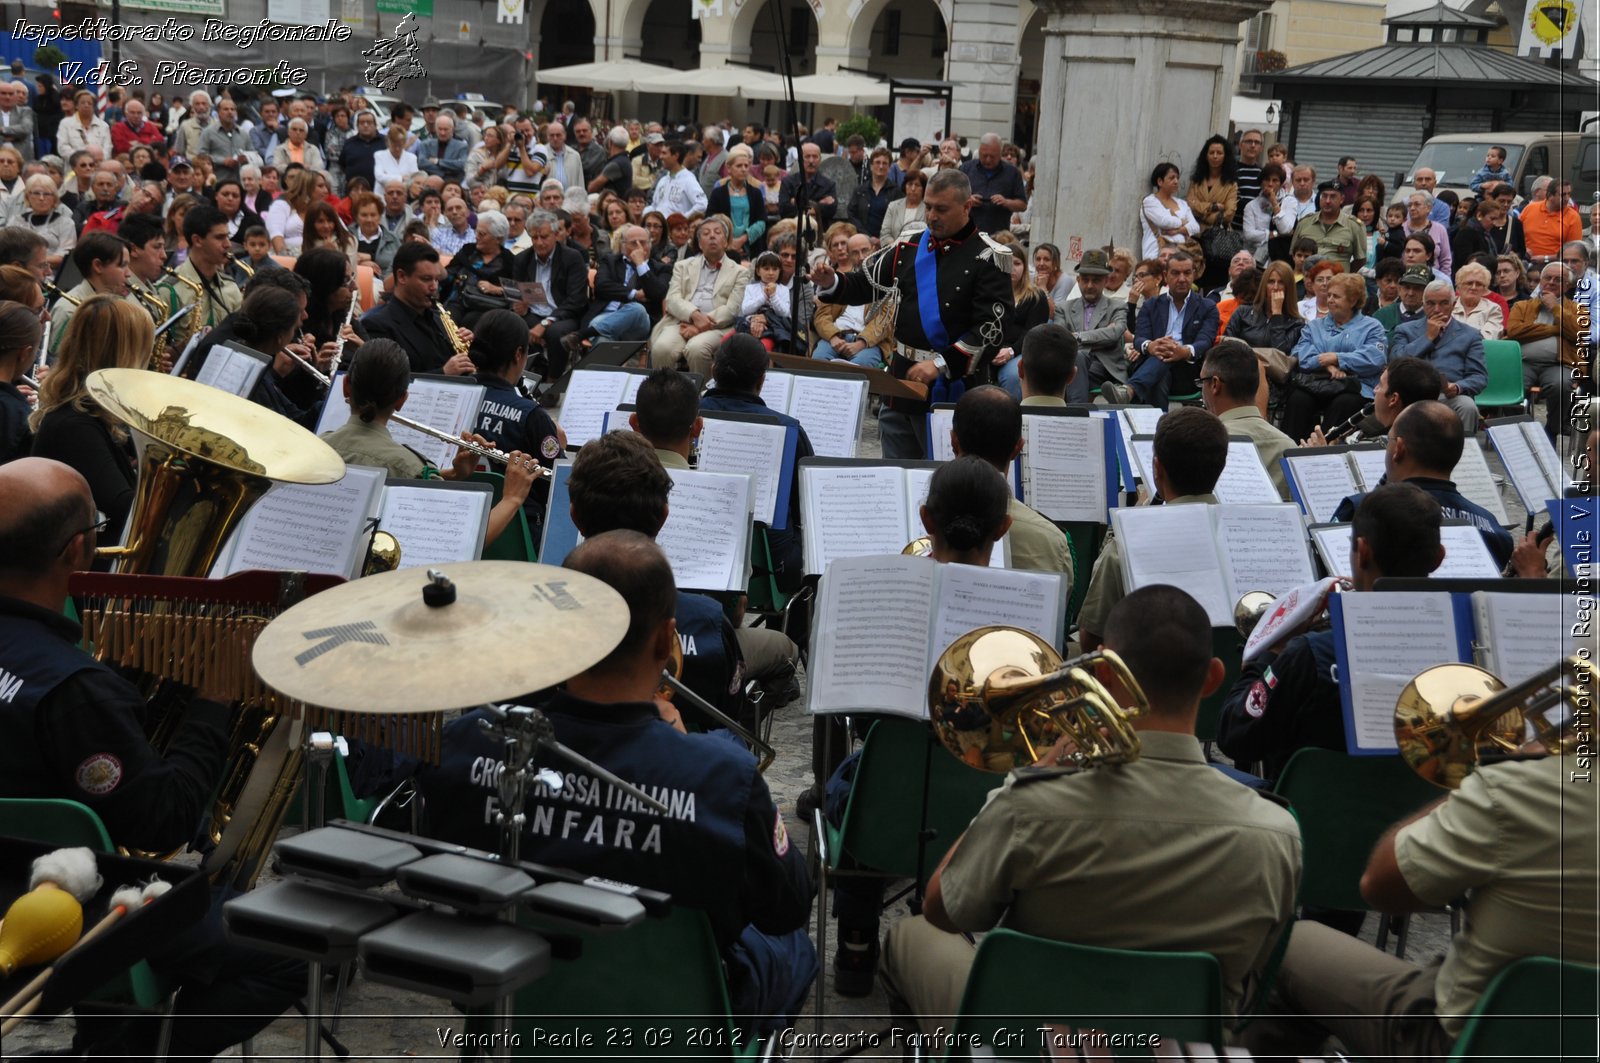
[952,385,1021,468]
[1384,357,1443,408]
[564,530,677,673]
[634,367,700,445]
[392,241,440,276]
[1392,400,1464,473]
[712,334,768,394]
[1202,339,1261,404]
[1103,585,1214,716]
[1353,483,1443,578]
[567,430,673,538]
[1153,407,1227,497]
[1018,323,1077,398]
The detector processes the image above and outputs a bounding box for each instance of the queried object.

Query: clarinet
[1325,403,1375,444]
[331,293,358,372]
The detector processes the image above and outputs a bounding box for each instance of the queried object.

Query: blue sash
[913,230,950,349]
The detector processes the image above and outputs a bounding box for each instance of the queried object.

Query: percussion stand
[477,703,670,1063]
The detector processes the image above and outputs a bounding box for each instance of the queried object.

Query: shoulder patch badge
[75,753,123,796]
[540,434,561,460]
[772,807,790,856]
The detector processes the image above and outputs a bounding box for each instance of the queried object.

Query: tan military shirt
[1396,755,1598,1036]
[1076,492,1218,638]
[653,448,691,470]
[47,279,96,357]
[159,259,242,329]
[1006,496,1074,596]
[1020,395,1068,408]
[939,730,1302,1017]
[1219,406,1294,501]
[321,417,429,480]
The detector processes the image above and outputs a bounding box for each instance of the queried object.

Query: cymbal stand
[475,703,670,1062]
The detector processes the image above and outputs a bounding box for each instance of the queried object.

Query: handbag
[1292,367,1361,399]
[1201,223,1247,262]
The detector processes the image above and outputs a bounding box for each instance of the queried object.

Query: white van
[1393,130,1599,206]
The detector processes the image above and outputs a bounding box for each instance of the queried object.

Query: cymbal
[252,562,629,713]
[87,368,345,484]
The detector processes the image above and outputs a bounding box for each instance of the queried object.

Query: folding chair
[1056,520,1106,635]
[1195,628,1244,748]
[1474,340,1524,415]
[941,930,1225,1060]
[470,470,538,563]
[1447,956,1599,1060]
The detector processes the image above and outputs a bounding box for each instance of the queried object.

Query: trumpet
[929,625,1149,773]
[660,641,776,772]
[1395,656,1589,789]
[1325,403,1376,444]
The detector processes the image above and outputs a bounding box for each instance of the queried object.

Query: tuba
[1394,656,1589,789]
[928,626,1151,773]
[81,368,346,888]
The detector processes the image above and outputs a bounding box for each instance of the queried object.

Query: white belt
[902,345,939,363]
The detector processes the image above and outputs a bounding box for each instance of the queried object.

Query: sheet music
[1339,592,1460,753]
[1128,437,1156,487]
[217,465,385,579]
[932,564,1063,661]
[1488,421,1556,512]
[787,375,866,458]
[1121,407,1164,436]
[1311,524,1356,579]
[928,406,956,462]
[808,555,938,718]
[1435,524,1501,579]
[1286,452,1363,523]
[802,465,913,573]
[1020,414,1107,523]
[620,372,647,405]
[1214,504,1315,600]
[318,374,483,469]
[758,371,794,414]
[1214,439,1282,505]
[1349,447,1388,493]
[696,417,789,526]
[656,469,751,592]
[557,370,631,447]
[905,466,1006,567]
[378,483,491,569]
[194,343,267,397]
[1473,592,1572,688]
[1524,422,1571,499]
[1113,505,1232,625]
[1451,440,1511,526]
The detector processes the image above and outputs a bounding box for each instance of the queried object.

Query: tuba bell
[81,368,345,887]
[928,625,1151,773]
[1394,656,1589,789]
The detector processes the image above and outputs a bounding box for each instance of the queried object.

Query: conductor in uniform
[0,457,303,1058]
[808,168,1013,459]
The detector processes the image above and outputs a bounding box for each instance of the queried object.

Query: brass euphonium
[1394,656,1590,789]
[83,368,346,886]
[929,626,1151,773]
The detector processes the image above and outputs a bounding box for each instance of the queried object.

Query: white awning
[1230,95,1282,129]
[536,61,797,101]
[788,73,891,107]
[535,60,678,93]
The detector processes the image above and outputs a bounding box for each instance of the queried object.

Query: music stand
[535,340,646,403]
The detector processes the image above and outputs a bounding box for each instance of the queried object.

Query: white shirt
[528,254,556,316]
[374,150,419,188]
[652,167,708,217]
[691,260,721,314]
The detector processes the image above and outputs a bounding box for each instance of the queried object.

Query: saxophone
[131,282,171,370]
[163,266,208,366]
[438,303,470,358]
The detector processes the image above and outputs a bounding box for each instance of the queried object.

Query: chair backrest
[1272,748,1442,911]
[510,907,746,1058]
[950,929,1225,1059]
[836,717,995,884]
[1448,956,1599,1060]
[470,471,538,563]
[1481,340,1522,390]
[1058,520,1104,631]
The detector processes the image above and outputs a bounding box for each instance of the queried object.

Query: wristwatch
[930,353,947,375]
[541,317,554,328]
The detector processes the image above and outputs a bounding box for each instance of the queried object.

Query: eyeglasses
[1198,374,1219,385]
[58,513,110,554]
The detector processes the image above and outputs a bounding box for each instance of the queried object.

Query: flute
[387,411,549,474]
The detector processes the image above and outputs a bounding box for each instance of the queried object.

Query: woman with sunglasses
[28,296,153,540]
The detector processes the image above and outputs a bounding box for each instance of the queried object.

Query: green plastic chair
[744,525,789,622]
[946,930,1225,1060]
[0,798,167,1010]
[1195,628,1244,746]
[1271,748,1441,914]
[1474,340,1524,413]
[470,470,539,563]
[1447,956,1599,1060]
[1058,521,1106,633]
[505,907,761,1059]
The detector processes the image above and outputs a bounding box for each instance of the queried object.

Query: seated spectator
[444,210,515,329]
[1297,258,1343,320]
[1283,272,1386,442]
[429,195,475,257]
[1214,268,1259,340]
[1368,257,1405,312]
[1450,262,1503,340]
[1109,251,1216,409]
[1373,263,1431,346]
[1056,249,1128,405]
[1400,192,1452,277]
[1391,281,1487,432]
[990,231,1051,398]
[1506,262,1585,440]
[564,223,660,356]
[19,174,75,269]
[239,225,281,277]
[648,214,747,376]
[416,114,467,183]
[1225,259,1303,391]
[373,125,419,189]
[1493,253,1532,310]
[509,209,588,380]
[736,251,792,351]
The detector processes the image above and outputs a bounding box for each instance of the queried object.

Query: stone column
[945,0,1023,141]
[1029,0,1268,264]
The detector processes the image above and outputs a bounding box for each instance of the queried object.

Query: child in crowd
[735,251,793,351]
[240,225,281,277]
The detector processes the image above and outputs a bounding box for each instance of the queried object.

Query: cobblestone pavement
[10,402,1540,1060]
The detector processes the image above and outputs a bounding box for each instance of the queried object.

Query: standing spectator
[779,142,838,227]
[879,168,926,244]
[959,133,1026,235]
[31,75,60,156]
[543,121,584,193]
[56,90,111,159]
[706,144,766,258]
[197,97,249,184]
[573,118,606,185]
[1186,134,1239,236]
[1335,155,1360,205]
[251,98,285,158]
[417,113,467,182]
[590,125,634,198]
[811,117,837,156]
[696,125,726,195]
[1140,161,1199,260]
[323,105,352,195]
[338,110,384,193]
[110,97,161,159]
[1522,178,1583,269]
[1241,162,1295,263]
[888,138,923,186]
[1410,167,1452,225]
[652,141,709,218]
[1293,181,1367,271]
[1401,192,1453,277]
[848,147,900,240]
[841,135,871,183]
[467,124,512,189]
[1233,129,1265,210]
[0,83,34,162]
[1287,164,1317,219]
[1479,182,1526,261]
[173,90,212,157]
[632,131,665,194]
